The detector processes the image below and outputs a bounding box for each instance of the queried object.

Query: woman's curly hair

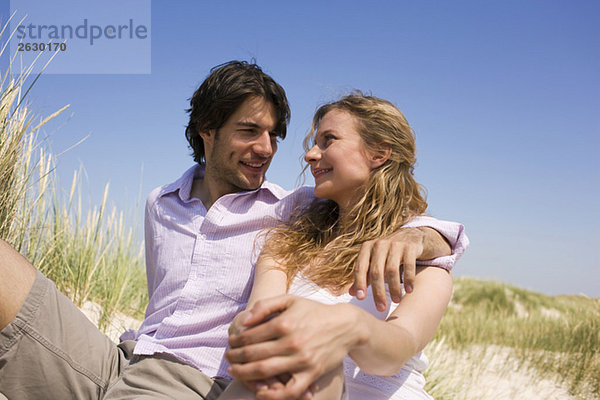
[262,92,428,290]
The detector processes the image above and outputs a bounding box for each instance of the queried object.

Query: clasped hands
[225,227,435,400]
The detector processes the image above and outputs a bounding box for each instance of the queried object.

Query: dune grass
[425,277,600,399]
[0,26,148,332]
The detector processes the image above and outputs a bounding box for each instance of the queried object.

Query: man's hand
[349,227,450,311]
[226,295,364,400]
[229,310,252,337]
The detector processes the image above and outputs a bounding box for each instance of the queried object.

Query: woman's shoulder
[271,186,315,219]
[288,274,352,305]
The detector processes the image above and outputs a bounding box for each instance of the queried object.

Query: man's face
[203,96,279,195]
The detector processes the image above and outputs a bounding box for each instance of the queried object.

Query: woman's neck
[336,196,359,226]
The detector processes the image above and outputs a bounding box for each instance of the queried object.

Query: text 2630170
[17,42,67,52]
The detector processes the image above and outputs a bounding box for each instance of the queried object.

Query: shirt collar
[158,164,289,203]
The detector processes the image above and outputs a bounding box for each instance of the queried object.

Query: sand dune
[80,301,592,400]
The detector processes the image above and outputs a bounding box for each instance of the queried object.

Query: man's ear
[198,129,215,146]
[369,145,392,169]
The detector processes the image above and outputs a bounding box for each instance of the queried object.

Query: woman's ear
[369,144,392,168]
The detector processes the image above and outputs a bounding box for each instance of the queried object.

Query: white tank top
[288,275,434,400]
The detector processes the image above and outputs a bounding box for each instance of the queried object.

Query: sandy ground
[424,340,585,400]
[80,303,593,400]
[80,301,142,343]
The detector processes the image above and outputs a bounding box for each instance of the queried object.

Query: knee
[0,239,37,329]
[0,239,37,274]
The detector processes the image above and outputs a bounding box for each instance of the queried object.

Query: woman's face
[304,109,374,209]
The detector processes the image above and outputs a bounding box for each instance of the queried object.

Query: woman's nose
[304,144,320,163]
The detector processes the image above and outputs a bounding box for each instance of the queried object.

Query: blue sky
[1,1,598,296]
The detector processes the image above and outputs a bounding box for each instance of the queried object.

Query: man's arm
[351,216,467,311]
[144,197,159,298]
[350,226,450,311]
[418,226,452,259]
[120,195,159,342]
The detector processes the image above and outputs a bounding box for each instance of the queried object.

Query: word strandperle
[16,19,148,45]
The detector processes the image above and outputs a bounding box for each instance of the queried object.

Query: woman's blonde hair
[262,92,428,290]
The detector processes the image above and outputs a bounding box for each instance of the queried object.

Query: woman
[219,93,454,399]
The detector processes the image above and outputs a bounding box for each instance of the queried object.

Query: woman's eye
[323,135,335,145]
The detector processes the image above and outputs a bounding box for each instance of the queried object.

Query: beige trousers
[0,270,228,399]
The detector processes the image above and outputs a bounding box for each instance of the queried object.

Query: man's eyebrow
[235,121,260,129]
[236,121,280,136]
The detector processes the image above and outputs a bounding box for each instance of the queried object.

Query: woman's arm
[347,266,452,376]
[247,255,288,308]
[228,254,288,337]
[224,256,321,400]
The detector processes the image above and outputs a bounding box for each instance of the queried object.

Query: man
[0,61,467,399]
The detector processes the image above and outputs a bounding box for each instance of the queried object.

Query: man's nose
[253,131,274,157]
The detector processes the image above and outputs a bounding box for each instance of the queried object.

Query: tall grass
[425,277,600,399]
[0,24,147,332]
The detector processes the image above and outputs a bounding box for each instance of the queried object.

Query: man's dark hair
[185,61,290,164]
